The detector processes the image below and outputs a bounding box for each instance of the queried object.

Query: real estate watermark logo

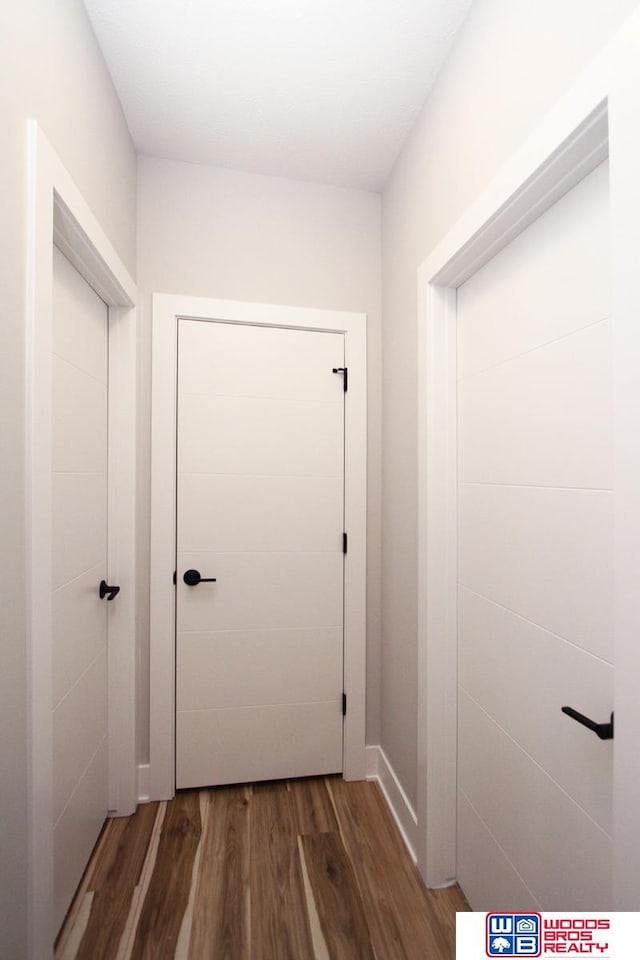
[486,914,541,956]
[458,912,618,959]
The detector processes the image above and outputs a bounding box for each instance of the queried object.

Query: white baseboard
[137,763,150,804]
[365,745,418,862]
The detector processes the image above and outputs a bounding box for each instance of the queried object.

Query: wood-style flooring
[55,776,468,960]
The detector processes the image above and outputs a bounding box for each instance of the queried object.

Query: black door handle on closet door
[99,580,120,601]
[183,569,217,586]
[561,706,614,740]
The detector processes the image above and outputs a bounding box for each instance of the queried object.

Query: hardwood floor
[55,776,467,960]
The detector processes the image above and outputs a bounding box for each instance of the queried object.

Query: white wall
[0,1,136,955]
[137,157,382,760]
[381,0,640,809]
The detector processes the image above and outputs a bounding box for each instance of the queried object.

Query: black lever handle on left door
[561,706,614,740]
[183,569,217,586]
[99,580,120,601]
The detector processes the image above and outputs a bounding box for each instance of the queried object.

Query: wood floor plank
[250,782,315,960]
[427,886,469,956]
[55,839,103,957]
[364,783,463,959]
[326,780,408,960]
[130,792,202,960]
[297,837,331,960]
[188,786,250,960]
[299,832,375,960]
[288,777,338,835]
[329,778,452,960]
[91,803,159,893]
[74,802,159,960]
[363,783,467,949]
[117,802,168,960]
[56,893,95,960]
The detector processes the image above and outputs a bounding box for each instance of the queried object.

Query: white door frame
[417,11,640,908]
[25,122,138,957]
[149,295,367,800]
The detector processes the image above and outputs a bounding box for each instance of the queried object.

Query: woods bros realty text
[542,918,610,954]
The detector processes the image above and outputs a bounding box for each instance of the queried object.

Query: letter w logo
[490,917,513,935]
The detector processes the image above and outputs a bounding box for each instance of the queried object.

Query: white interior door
[176,319,345,788]
[52,246,109,930]
[456,161,613,909]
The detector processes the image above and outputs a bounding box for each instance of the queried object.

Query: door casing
[26,122,138,958]
[149,295,367,801]
[416,9,640,909]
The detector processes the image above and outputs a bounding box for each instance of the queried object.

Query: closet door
[456,162,613,910]
[52,246,109,930]
[176,319,346,788]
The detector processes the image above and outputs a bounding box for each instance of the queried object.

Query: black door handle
[561,706,614,740]
[99,580,120,601]
[183,569,217,586]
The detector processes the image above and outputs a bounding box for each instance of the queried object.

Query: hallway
[7,4,640,955]
[55,776,466,959]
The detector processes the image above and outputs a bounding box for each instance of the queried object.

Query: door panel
[177,552,343,632]
[177,701,342,787]
[459,691,612,911]
[53,653,108,824]
[176,320,345,789]
[178,394,343,477]
[178,318,344,401]
[459,483,612,661]
[457,792,538,911]
[458,319,613,490]
[178,475,343,553]
[178,627,343,710]
[52,355,108,474]
[459,588,613,833]
[52,246,109,931]
[52,474,107,590]
[456,160,613,909]
[52,562,105,706]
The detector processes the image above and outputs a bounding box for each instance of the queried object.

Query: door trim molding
[149,295,367,800]
[417,8,640,905]
[25,121,137,956]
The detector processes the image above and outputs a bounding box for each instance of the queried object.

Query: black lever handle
[99,580,120,601]
[561,706,614,740]
[183,569,217,586]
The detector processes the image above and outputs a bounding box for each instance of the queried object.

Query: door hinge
[173,570,176,585]
[342,692,347,716]
[343,532,347,554]
[332,366,348,391]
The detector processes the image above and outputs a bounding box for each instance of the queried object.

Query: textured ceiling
[83,0,472,191]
